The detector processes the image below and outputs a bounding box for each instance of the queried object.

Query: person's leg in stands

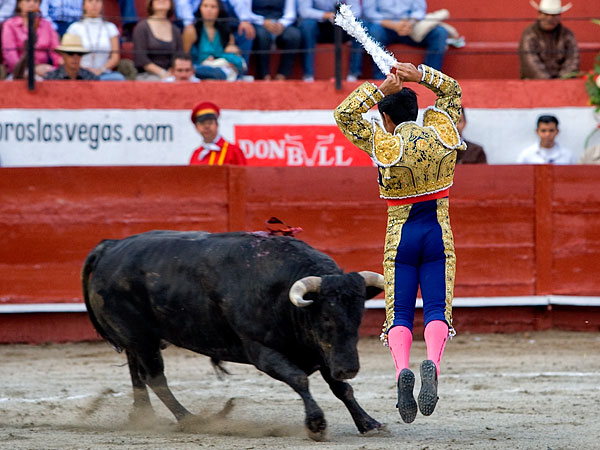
[420,25,448,70]
[194,64,227,80]
[235,32,254,67]
[298,18,318,81]
[118,0,138,39]
[252,24,273,80]
[347,37,363,81]
[275,24,301,79]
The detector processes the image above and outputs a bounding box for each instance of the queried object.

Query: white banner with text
[0,107,594,167]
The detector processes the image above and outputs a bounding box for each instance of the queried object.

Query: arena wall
[1,164,599,343]
[1,79,599,342]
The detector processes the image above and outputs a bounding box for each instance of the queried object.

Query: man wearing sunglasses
[44,33,99,80]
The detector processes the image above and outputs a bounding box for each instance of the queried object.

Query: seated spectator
[44,32,99,79]
[362,0,449,79]
[516,114,574,164]
[456,107,487,164]
[162,50,199,80]
[297,0,361,82]
[176,0,254,66]
[519,0,578,79]
[133,0,182,80]
[65,0,125,80]
[40,0,82,36]
[2,0,60,78]
[235,0,301,80]
[182,0,244,80]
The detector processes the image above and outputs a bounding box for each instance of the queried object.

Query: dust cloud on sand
[1,331,599,449]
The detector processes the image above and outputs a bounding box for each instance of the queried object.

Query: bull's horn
[359,271,385,289]
[289,276,322,307]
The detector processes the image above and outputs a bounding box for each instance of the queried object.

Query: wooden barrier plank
[534,165,554,295]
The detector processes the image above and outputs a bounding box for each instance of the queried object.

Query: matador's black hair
[378,88,419,126]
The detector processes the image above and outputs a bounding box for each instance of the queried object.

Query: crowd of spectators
[0,0,585,83]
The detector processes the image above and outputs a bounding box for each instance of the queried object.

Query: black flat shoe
[417,360,439,416]
[396,368,417,423]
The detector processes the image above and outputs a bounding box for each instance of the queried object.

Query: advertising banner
[234,125,373,167]
[0,107,594,166]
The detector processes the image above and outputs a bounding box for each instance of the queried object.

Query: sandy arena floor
[1,331,599,449]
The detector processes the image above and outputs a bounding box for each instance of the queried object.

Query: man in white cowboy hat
[44,33,99,80]
[518,0,579,79]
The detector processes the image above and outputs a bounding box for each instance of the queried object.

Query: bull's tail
[81,240,122,351]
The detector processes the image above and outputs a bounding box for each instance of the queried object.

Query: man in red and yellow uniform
[189,102,247,166]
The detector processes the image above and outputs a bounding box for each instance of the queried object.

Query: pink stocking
[388,325,413,379]
[424,320,449,376]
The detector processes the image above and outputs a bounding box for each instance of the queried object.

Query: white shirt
[235,0,297,27]
[66,18,120,70]
[162,75,200,82]
[516,142,574,165]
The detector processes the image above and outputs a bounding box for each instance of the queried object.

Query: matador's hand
[394,63,422,83]
[378,71,403,96]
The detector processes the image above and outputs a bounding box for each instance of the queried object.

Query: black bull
[82,230,386,440]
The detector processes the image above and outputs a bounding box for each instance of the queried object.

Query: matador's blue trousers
[382,197,456,340]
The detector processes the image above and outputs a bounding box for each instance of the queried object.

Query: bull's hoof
[305,417,328,441]
[358,420,386,435]
[177,413,203,432]
[307,428,328,441]
[360,422,388,436]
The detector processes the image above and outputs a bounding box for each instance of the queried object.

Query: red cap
[191,102,220,123]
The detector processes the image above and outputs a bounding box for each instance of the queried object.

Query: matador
[334,62,466,424]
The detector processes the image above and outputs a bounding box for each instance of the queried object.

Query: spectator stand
[69,0,600,81]
[3,0,600,81]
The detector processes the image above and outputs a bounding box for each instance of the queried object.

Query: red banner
[234,125,374,167]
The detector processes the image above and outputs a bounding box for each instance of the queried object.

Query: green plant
[585,56,600,112]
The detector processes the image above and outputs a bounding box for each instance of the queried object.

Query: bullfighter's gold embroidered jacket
[334,65,466,200]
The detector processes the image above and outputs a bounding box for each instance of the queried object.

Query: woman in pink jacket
[2,0,61,78]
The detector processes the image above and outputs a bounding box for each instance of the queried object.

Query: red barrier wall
[0,78,590,110]
[1,165,600,342]
[1,79,598,342]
